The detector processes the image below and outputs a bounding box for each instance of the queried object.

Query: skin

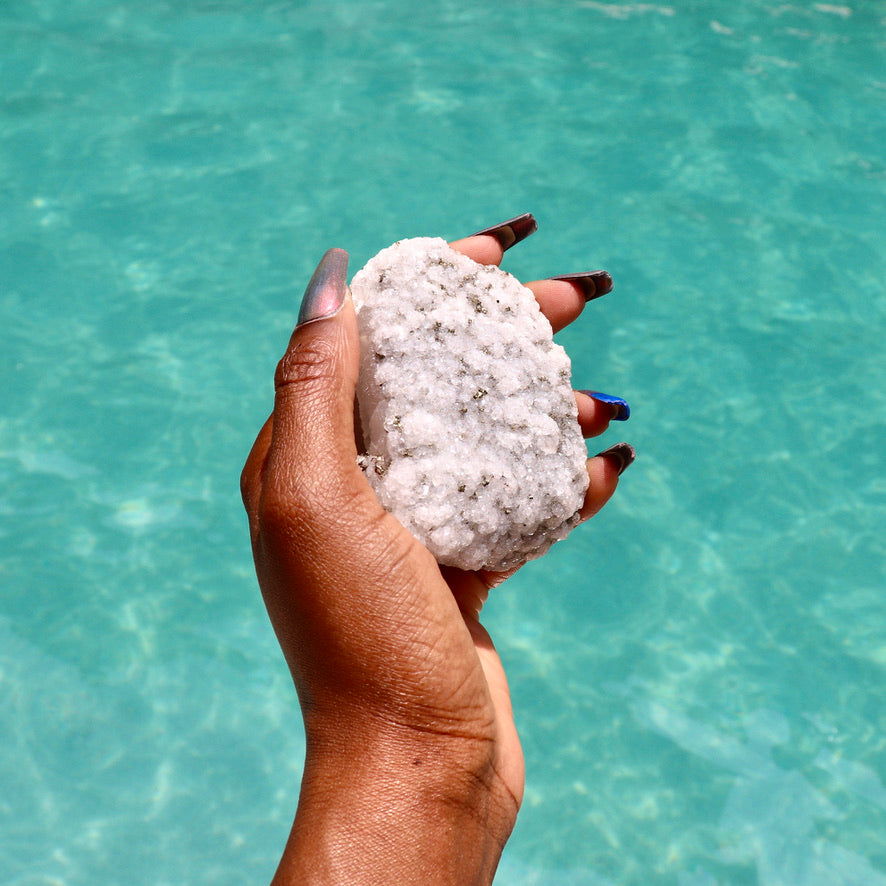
[241,230,624,885]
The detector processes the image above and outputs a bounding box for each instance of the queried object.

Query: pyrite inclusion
[351,237,588,571]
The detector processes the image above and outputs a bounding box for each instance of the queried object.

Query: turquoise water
[1,0,884,882]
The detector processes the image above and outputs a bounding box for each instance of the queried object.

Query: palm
[335,513,526,813]
[404,555,527,812]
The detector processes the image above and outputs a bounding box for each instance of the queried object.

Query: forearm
[271,731,515,886]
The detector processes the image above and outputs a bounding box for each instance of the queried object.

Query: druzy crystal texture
[351,238,589,571]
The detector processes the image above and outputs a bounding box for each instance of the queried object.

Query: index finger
[449,212,538,266]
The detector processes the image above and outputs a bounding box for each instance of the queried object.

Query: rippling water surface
[2,1,884,883]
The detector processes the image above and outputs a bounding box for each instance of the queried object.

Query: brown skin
[241,232,624,885]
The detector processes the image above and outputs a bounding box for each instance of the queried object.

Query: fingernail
[594,442,636,475]
[296,248,349,327]
[471,213,538,251]
[581,391,631,421]
[551,271,613,302]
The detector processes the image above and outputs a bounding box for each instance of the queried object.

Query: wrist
[273,719,517,885]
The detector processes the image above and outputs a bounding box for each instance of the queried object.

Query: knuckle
[258,474,373,554]
[239,461,257,512]
[274,336,339,391]
[240,419,272,518]
[257,462,335,536]
[255,488,293,538]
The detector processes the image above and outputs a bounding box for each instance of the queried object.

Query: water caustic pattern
[1,1,884,883]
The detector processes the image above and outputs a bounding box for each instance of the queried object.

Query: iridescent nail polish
[296,248,349,327]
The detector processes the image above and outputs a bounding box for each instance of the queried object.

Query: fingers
[444,442,634,608]
[261,249,373,528]
[524,274,611,334]
[576,390,631,438]
[241,249,370,548]
[448,215,634,500]
[579,452,623,523]
[449,215,612,334]
[449,212,538,266]
[448,233,504,267]
[582,443,635,519]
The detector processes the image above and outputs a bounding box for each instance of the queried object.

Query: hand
[241,215,633,885]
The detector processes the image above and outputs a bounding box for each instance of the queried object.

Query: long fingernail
[581,391,631,421]
[471,213,538,251]
[297,248,349,327]
[551,270,613,301]
[595,442,636,475]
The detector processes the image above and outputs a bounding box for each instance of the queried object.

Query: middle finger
[524,271,613,333]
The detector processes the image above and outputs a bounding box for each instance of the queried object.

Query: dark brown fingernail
[594,442,636,475]
[296,248,349,327]
[551,270,613,302]
[471,213,538,251]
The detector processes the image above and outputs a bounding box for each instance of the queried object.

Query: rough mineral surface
[350,237,589,571]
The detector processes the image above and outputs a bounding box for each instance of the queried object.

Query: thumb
[263,248,368,524]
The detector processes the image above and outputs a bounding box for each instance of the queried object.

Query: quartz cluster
[350,237,588,571]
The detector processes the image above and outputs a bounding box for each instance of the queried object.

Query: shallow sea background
[1,1,885,883]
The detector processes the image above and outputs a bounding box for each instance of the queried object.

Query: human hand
[241,214,633,885]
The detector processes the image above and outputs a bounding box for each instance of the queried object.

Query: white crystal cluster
[350,237,589,571]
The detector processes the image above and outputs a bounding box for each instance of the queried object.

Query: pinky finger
[580,443,636,522]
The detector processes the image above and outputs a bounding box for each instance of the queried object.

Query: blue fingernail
[582,391,631,421]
